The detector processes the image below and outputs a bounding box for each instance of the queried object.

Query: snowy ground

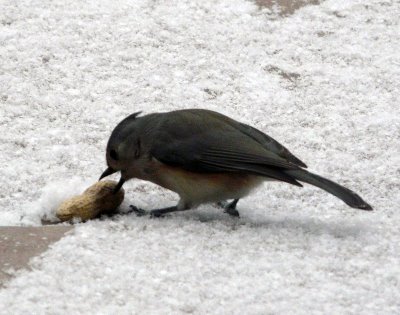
[0,0,399,313]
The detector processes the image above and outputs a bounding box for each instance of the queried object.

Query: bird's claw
[217,201,240,217]
[149,210,167,218]
[224,207,240,218]
[129,205,147,217]
[128,206,167,218]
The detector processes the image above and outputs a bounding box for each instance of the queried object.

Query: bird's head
[99,111,143,193]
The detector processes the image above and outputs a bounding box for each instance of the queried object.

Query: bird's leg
[216,199,240,217]
[225,199,240,217]
[149,206,180,218]
[128,205,147,216]
[129,200,190,218]
[129,205,177,217]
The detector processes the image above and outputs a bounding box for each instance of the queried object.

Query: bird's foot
[216,200,240,218]
[129,205,148,217]
[225,206,240,218]
[128,206,171,218]
[149,209,167,218]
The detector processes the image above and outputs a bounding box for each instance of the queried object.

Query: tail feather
[285,169,373,210]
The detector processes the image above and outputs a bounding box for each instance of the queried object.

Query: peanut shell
[56,180,124,222]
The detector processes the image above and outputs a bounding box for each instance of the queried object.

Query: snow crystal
[0,0,399,313]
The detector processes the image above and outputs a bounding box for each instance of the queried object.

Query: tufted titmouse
[100,109,372,217]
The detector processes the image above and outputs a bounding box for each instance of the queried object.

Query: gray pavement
[0,226,73,287]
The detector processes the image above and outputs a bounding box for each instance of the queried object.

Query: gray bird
[100,109,372,217]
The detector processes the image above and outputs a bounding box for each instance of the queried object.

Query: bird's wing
[151,119,303,186]
[235,122,307,168]
[175,109,307,168]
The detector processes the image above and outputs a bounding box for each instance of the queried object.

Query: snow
[0,0,399,313]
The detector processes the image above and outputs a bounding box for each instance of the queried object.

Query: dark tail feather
[285,169,373,210]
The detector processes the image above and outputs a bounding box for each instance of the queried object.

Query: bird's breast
[142,158,264,205]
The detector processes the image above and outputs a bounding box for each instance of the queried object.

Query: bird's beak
[99,167,117,180]
[99,167,125,194]
[113,177,125,194]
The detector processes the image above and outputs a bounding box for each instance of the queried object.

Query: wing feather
[151,127,302,186]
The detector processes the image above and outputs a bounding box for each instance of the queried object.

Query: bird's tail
[285,169,373,210]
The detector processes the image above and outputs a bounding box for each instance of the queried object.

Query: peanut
[56,180,124,222]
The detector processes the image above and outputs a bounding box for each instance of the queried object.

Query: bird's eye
[110,149,118,160]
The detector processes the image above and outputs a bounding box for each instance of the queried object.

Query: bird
[99,109,372,217]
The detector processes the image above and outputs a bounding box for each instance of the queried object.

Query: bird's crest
[125,111,142,120]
